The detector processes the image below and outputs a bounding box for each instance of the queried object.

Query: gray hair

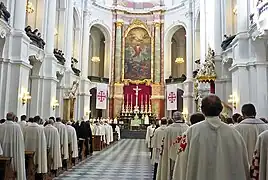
[173,111,183,121]
[6,112,15,121]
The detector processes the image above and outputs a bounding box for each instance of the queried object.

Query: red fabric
[210,81,215,94]
[123,84,152,108]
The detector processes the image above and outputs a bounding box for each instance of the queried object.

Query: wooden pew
[0,156,16,180]
[93,135,102,151]
[25,151,36,180]
[68,144,73,169]
[78,139,86,161]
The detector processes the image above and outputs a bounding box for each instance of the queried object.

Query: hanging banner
[96,83,108,110]
[166,84,177,111]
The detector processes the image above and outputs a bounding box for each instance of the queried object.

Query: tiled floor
[54,139,153,180]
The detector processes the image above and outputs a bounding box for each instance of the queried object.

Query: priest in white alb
[66,121,79,158]
[146,121,156,158]
[173,95,250,180]
[18,115,27,131]
[156,111,188,180]
[24,116,47,174]
[151,118,167,180]
[250,130,268,180]
[0,112,26,180]
[44,119,62,170]
[235,103,268,163]
[103,120,112,145]
[54,117,69,160]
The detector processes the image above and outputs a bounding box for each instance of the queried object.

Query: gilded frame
[121,19,154,84]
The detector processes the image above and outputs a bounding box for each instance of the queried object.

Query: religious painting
[124,27,151,80]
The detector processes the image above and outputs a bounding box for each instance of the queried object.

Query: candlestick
[126,94,129,107]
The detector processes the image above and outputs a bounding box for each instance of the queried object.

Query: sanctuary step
[121,129,146,139]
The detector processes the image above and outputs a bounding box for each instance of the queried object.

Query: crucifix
[133,85,141,112]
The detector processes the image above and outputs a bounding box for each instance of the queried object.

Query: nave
[54,139,153,180]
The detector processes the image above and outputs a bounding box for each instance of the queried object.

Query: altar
[117,83,156,130]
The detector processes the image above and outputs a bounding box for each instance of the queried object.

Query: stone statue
[53,49,66,65]
[24,26,46,49]
[69,81,79,98]
[197,47,217,79]
[221,34,236,50]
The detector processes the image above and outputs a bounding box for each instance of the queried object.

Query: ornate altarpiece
[110,10,165,119]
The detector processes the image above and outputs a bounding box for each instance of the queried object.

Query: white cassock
[235,118,268,163]
[250,130,268,180]
[109,124,113,143]
[94,124,102,136]
[54,122,69,160]
[146,125,155,148]
[115,125,121,140]
[66,125,79,158]
[144,115,150,125]
[151,125,167,165]
[0,121,26,180]
[91,123,96,135]
[156,122,188,180]
[103,123,112,145]
[24,122,47,173]
[44,124,62,170]
[0,143,2,155]
[18,121,27,131]
[100,124,106,143]
[173,117,250,180]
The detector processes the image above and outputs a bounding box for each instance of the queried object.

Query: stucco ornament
[0,28,6,38]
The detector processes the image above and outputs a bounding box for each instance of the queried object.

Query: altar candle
[131,94,133,106]
[126,94,129,106]
[145,94,147,104]
[141,94,143,105]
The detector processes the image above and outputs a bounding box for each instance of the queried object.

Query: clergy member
[189,113,205,125]
[24,115,47,174]
[152,118,167,180]
[250,130,268,180]
[0,112,26,180]
[173,95,250,180]
[146,120,156,158]
[156,112,189,180]
[18,115,27,130]
[54,117,69,160]
[235,103,268,163]
[44,119,62,171]
[66,121,79,158]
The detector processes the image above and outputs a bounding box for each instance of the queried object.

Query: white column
[237,0,249,32]
[213,0,222,55]
[81,12,90,78]
[186,20,193,79]
[64,0,74,71]
[45,0,57,54]
[13,0,27,30]
[200,0,206,63]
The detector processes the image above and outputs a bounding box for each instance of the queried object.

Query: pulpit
[0,157,16,180]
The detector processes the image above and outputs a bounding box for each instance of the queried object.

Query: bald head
[201,95,223,117]
[173,111,183,121]
[6,112,15,121]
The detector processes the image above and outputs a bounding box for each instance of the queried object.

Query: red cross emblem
[168,92,176,103]
[97,91,106,102]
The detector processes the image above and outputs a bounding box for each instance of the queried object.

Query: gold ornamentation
[116,21,124,27]
[196,46,217,82]
[124,19,151,38]
[154,22,161,28]
[123,79,152,86]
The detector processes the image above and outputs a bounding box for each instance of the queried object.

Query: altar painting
[124,27,151,80]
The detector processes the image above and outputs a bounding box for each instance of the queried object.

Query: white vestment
[18,121,27,131]
[0,121,26,180]
[0,143,2,155]
[66,125,79,158]
[115,125,121,140]
[103,123,112,144]
[156,122,189,180]
[146,125,155,148]
[44,124,62,170]
[235,118,268,163]
[54,122,69,160]
[173,117,250,180]
[109,124,113,142]
[24,122,47,173]
[152,125,167,164]
[250,130,268,180]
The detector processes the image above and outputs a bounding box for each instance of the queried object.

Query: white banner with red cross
[166,84,177,110]
[96,83,108,110]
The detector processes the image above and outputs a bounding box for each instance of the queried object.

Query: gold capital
[116,21,124,27]
[154,22,161,28]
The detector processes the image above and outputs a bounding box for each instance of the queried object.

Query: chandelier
[175,57,184,64]
[91,56,100,62]
[26,1,35,14]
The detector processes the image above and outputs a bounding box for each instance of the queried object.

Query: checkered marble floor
[54,139,153,180]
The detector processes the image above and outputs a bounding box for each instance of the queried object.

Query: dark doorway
[90,88,102,118]
[172,89,184,114]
